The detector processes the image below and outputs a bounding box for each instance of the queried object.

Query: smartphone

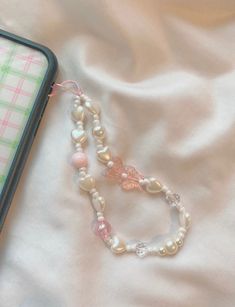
[0,29,58,230]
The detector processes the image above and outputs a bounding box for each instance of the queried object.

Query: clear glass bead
[135,242,148,258]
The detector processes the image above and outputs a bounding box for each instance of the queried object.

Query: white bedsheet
[0,1,235,306]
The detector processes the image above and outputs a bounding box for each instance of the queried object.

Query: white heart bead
[97,146,112,163]
[79,174,96,192]
[145,177,162,194]
[71,129,87,144]
[71,106,85,122]
[110,236,126,254]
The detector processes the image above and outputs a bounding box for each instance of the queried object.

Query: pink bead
[71,152,88,168]
[93,219,112,240]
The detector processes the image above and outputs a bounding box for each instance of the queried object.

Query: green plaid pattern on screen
[0,36,48,193]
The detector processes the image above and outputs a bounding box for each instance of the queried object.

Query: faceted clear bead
[135,242,148,258]
[166,193,180,205]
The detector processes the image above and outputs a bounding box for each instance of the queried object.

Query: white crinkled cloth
[0,1,235,306]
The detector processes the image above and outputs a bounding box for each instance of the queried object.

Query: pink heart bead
[93,219,112,241]
[71,152,88,168]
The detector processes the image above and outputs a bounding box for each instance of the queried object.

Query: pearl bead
[93,114,99,120]
[159,247,167,256]
[79,172,86,179]
[71,152,88,169]
[79,174,96,192]
[93,119,100,126]
[107,161,114,168]
[145,177,163,194]
[97,146,112,163]
[179,211,191,229]
[93,126,105,139]
[165,240,178,255]
[71,129,87,144]
[161,185,169,193]
[175,238,183,247]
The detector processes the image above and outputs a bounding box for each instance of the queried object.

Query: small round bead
[93,114,99,120]
[159,247,167,256]
[175,238,183,247]
[93,119,100,126]
[121,173,128,179]
[96,212,103,218]
[71,152,88,169]
[161,185,169,193]
[107,161,114,168]
[89,188,97,195]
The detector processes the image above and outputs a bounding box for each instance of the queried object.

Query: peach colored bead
[71,152,88,168]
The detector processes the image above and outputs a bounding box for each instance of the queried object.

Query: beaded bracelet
[51,81,191,258]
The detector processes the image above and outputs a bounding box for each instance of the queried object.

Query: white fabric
[1,1,235,306]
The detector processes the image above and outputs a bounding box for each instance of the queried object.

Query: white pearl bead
[159,247,167,256]
[93,114,99,120]
[165,240,178,255]
[93,119,100,126]
[97,215,104,221]
[78,170,86,177]
[107,161,114,168]
[89,188,97,194]
[93,126,105,139]
[161,185,169,193]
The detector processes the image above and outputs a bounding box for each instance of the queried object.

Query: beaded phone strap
[50,81,191,258]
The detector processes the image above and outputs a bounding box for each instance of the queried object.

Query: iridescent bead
[93,219,112,241]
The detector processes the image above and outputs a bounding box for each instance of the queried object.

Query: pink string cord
[49,80,83,97]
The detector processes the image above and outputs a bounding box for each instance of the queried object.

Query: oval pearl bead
[97,146,112,163]
[71,129,87,144]
[185,213,191,229]
[71,106,85,122]
[165,240,178,255]
[145,178,162,194]
[79,174,96,192]
[93,126,105,139]
[85,100,100,115]
[92,196,106,212]
[111,236,126,254]
[179,211,191,229]
[71,152,88,169]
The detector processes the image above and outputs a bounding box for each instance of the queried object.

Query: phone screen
[0,36,48,196]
